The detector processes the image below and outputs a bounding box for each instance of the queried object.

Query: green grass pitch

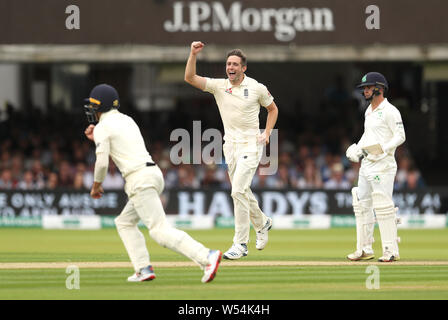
[0,227,448,300]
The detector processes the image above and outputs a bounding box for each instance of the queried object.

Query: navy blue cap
[86,84,120,112]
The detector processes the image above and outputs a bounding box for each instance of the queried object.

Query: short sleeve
[258,83,274,107]
[204,77,219,94]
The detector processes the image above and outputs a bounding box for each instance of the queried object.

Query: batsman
[346,72,406,262]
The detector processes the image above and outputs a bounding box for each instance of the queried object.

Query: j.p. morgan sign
[164,1,335,42]
[1,0,447,45]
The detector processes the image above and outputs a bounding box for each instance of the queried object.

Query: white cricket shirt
[204,75,274,143]
[93,109,154,179]
[358,98,406,175]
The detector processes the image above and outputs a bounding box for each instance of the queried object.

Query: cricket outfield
[1,228,447,300]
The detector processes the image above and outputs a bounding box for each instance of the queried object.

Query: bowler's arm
[184,41,207,91]
[264,102,278,137]
[258,102,278,145]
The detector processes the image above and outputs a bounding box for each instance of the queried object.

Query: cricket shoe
[127,265,156,282]
[223,243,248,260]
[347,250,375,261]
[378,252,400,262]
[201,250,222,283]
[256,217,273,250]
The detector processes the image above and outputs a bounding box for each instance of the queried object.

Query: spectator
[215,163,230,189]
[30,159,46,189]
[296,158,323,189]
[177,165,200,188]
[58,160,74,187]
[395,156,411,190]
[102,161,125,190]
[73,171,87,190]
[271,164,294,189]
[403,167,425,190]
[0,169,14,189]
[320,152,335,183]
[10,153,24,185]
[46,172,59,189]
[18,170,37,190]
[158,157,175,188]
[345,161,360,187]
[0,150,11,171]
[201,164,221,188]
[251,166,279,188]
[296,145,311,170]
[82,165,94,190]
[324,163,351,189]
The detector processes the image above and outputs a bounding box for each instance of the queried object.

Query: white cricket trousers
[357,172,395,202]
[356,171,396,253]
[114,165,210,272]
[223,141,269,245]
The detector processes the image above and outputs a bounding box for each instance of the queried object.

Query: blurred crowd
[0,106,425,192]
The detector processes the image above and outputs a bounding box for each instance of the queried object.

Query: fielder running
[346,72,406,262]
[84,84,222,282]
[184,41,279,260]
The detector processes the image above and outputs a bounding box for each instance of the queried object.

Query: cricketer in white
[84,83,222,283]
[185,41,279,260]
[346,72,406,262]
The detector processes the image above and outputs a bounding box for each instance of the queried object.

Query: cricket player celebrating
[84,84,222,282]
[346,72,406,262]
[185,41,279,260]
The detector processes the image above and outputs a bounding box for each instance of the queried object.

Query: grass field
[1,227,448,300]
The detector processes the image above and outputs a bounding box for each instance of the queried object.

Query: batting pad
[352,188,374,253]
[372,191,400,255]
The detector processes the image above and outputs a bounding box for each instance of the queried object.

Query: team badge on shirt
[225,88,232,94]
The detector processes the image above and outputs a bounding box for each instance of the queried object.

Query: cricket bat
[362,144,384,155]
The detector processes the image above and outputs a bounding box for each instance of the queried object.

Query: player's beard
[364,92,373,102]
[228,71,243,85]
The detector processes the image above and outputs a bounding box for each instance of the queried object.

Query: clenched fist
[84,124,95,141]
[190,41,204,55]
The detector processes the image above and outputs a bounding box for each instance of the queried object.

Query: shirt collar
[99,109,119,122]
[371,98,388,112]
[240,74,248,86]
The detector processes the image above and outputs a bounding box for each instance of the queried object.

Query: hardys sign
[163,188,447,216]
[1,188,444,217]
